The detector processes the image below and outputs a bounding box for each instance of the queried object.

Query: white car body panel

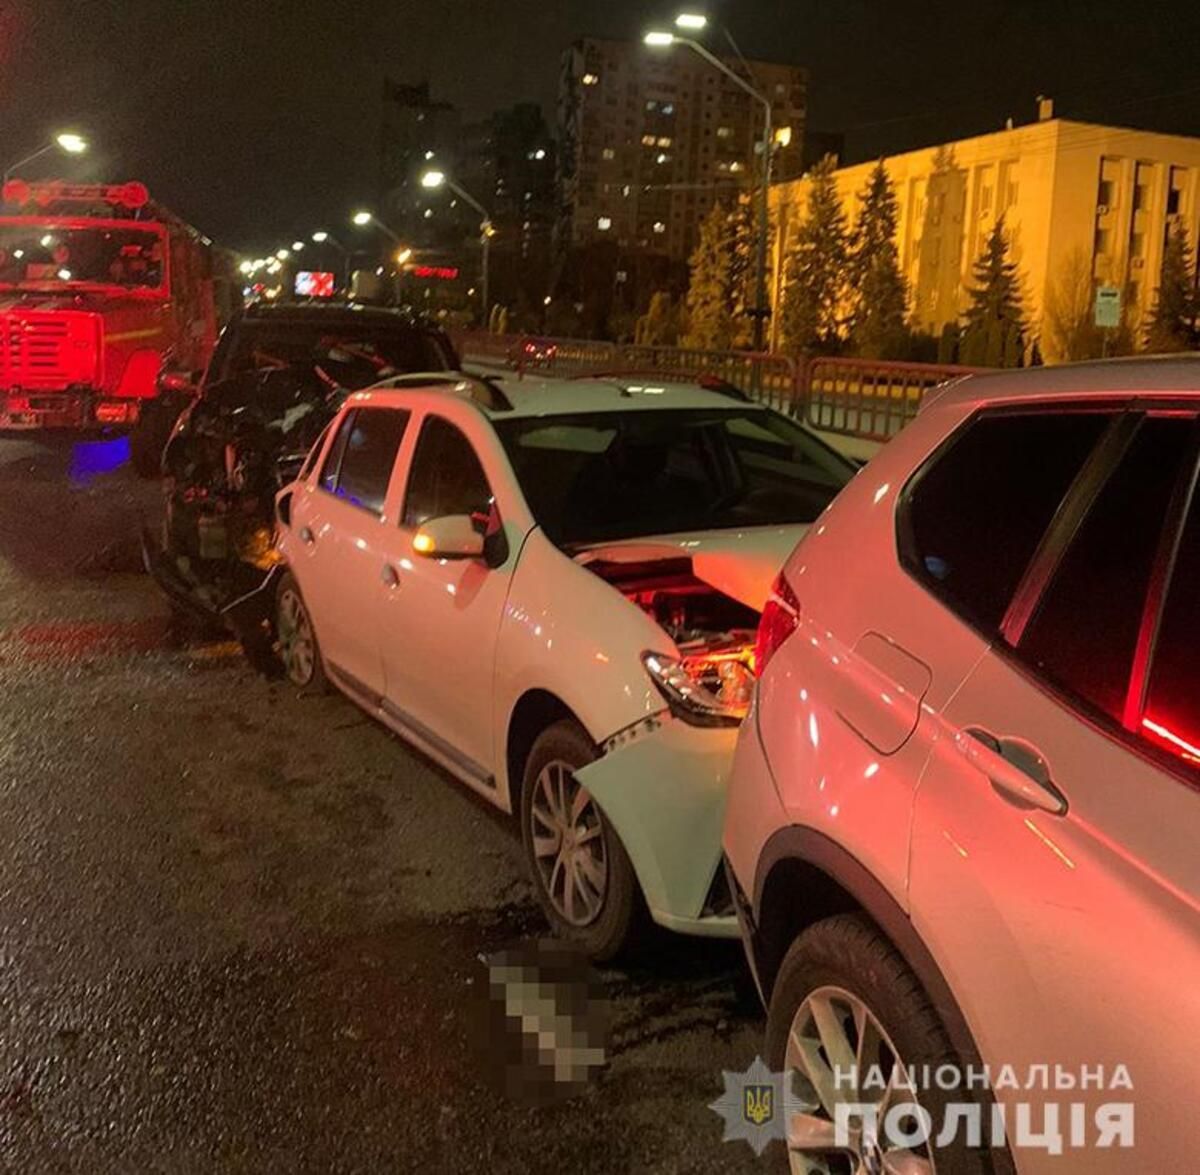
[279,376,841,938]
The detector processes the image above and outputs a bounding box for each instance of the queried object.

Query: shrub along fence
[453,331,980,443]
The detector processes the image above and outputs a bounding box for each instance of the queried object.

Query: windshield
[0,223,165,291]
[497,407,857,545]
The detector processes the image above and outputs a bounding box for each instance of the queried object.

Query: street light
[312,230,351,288]
[350,209,404,244]
[674,12,708,30]
[275,248,290,261]
[420,169,493,323]
[291,240,305,252]
[4,130,90,186]
[645,25,773,351]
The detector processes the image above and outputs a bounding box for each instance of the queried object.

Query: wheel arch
[752,825,984,1071]
[503,688,595,814]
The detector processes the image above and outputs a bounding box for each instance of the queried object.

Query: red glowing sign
[294,270,336,297]
[1,180,148,210]
[411,265,460,280]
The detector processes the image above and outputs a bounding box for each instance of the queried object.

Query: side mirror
[412,515,485,561]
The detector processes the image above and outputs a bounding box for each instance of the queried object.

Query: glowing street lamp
[419,168,493,321]
[351,210,373,227]
[4,130,90,186]
[644,21,773,351]
[350,209,403,244]
[291,240,305,252]
[275,248,290,261]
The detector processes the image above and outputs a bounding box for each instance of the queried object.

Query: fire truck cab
[0,179,219,454]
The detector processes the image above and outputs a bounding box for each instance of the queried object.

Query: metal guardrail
[453,331,979,442]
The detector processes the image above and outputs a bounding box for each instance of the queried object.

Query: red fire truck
[0,178,222,462]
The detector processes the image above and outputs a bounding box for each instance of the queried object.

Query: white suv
[724,359,1200,1173]
[274,373,855,958]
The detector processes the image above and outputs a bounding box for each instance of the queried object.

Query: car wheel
[520,719,647,963]
[766,914,994,1175]
[275,572,326,692]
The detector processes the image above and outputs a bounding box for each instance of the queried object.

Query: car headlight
[641,650,750,728]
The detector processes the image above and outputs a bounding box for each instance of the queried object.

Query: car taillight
[755,572,800,677]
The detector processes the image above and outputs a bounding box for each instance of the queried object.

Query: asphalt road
[0,434,768,1173]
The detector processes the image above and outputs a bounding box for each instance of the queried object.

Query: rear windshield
[221,321,454,389]
[496,407,856,545]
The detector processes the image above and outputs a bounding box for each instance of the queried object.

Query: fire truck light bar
[1,179,150,211]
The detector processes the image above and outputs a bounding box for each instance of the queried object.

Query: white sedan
[274,373,855,958]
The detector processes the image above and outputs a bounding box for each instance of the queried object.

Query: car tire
[129,398,175,479]
[520,719,647,963]
[766,913,996,1175]
[275,572,327,693]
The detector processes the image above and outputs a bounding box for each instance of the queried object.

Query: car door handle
[299,526,315,546]
[959,727,1068,815]
[380,563,399,587]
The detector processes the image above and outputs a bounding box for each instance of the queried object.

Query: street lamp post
[3,131,89,187]
[351,210,404,245]
[421,169,493,326]
[312,231,351,290]
[645,25,773,352]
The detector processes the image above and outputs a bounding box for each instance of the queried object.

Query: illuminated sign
[411,265,460,280]
[295,270,335,297]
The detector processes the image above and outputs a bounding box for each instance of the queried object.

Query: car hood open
[572,524,808,612]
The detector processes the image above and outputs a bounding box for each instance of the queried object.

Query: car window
[318,407,410,515]
[1141,465,1200,773]
[1018,416,1195,720]
[900,410,1114,631]
[403,416,492,529]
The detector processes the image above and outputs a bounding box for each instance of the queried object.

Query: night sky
[4,0,1200,252]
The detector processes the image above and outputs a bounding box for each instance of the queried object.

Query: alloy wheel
[529,759,608,926]
[783,984,936,1175]
[277,586,315,686]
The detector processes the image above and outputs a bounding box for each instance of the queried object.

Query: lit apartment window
[657,137,672,147]
[641,134,657,146]
[653,221,666,234]
[729,161,745,173]
[716,126,733,139]
[582,73,600,86]
[597,216,613,231]
[656,153,671,165]
[662,103,675,115]
[602,148,615,160]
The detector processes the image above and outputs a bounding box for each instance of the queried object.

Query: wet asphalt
[0,434,768,1173]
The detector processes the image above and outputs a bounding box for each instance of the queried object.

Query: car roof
[357,372,768,418]
[237,300,440,331]
[934,354,1200,411]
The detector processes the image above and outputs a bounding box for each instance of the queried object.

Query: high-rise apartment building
[558,36,807,262]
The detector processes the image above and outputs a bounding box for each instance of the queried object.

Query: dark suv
[147,301,458,637]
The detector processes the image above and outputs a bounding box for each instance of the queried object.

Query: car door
[288,405,411,700]
[374,409,516,790]
[909,409,1200,1173]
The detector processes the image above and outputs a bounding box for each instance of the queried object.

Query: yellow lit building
[769,107,1200,360]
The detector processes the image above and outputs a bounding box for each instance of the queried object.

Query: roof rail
[376,370,514,412]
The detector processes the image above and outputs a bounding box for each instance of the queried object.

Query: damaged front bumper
[576,712,740,939]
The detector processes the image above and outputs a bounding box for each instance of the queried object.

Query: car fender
[493,527,675,802]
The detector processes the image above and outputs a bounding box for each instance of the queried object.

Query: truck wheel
[520,719,647,963]
[275,572,327,692]
[129,399,174,479]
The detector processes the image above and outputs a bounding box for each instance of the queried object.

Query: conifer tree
[779,155,848,354]
[848,160,909,358]
[959,216,1026,367]
[683,201,736,350]
[1144,220,1198,353]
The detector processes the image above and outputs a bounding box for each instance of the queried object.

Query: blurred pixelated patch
[472,939,610,1106]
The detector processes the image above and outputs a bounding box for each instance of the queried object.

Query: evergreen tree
[1144,220,1198,353]
[726,194,757,349]
[959,216,1026,367]
[848,160,909,358]
[779,155,848,354]
[635,291,680,346]
[683,201,736,350]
